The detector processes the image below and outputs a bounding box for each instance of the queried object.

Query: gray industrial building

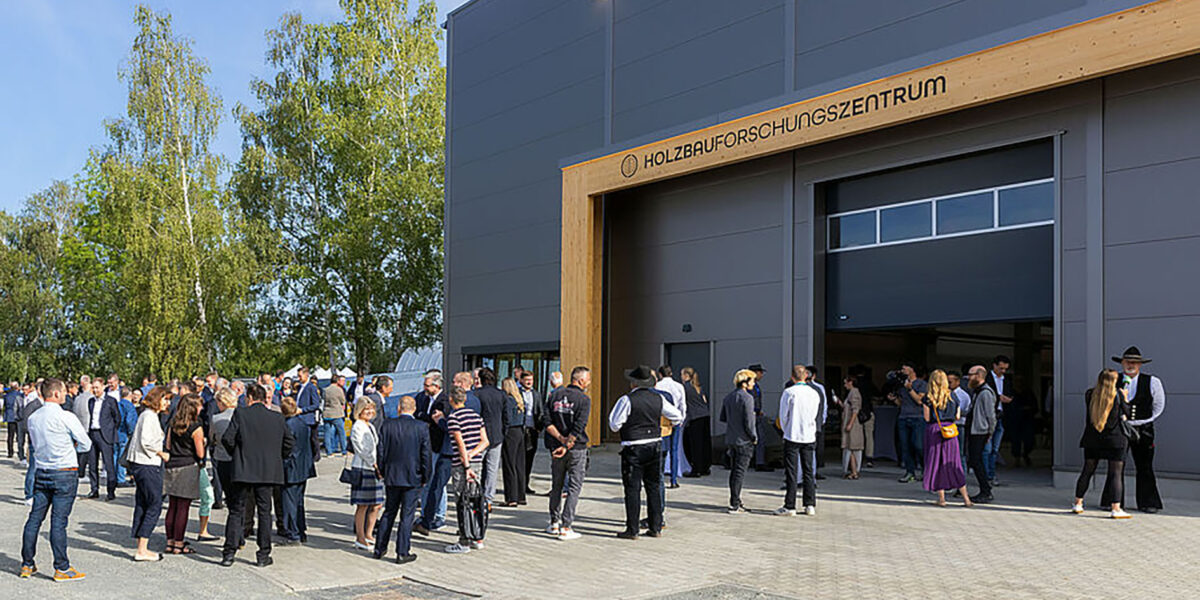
[442,0,1200,492]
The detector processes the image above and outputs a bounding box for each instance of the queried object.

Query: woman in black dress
[1073,369,1132,519]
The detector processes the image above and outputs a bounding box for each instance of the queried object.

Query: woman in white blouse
[129,386,171,561]
[349,399,383,551]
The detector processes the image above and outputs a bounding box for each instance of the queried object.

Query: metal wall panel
[1101,60,1200,474]
[611,0,785,142]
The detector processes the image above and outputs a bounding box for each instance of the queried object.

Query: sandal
[178,545,196,555]
[197,534,220,542]
[133,553,164,562]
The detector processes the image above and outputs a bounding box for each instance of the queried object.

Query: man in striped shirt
[444,386,489,554]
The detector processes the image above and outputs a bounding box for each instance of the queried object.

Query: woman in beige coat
[840,377,865,479]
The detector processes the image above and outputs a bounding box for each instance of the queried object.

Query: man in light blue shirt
[21,378,91,581]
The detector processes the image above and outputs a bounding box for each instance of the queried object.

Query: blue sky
[0,0,469,214]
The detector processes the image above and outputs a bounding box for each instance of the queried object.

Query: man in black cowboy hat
[1107,346,1165,513]
[608,365,682,539]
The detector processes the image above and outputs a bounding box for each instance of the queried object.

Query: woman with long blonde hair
[921,370,970,507]
[1073,369,1132,518]
[500,377,528,506]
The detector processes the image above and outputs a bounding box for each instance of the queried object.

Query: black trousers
[728,442,754,509]
[214,460,235,505]
[87,432,116,497]
[6,421,21,459]
[967,434,992,497]
[501,427,527,504]
[223,482,274,561]
[619,443,662,534]
[1111,424,1163,510]
[376,485,420,558]
[523,427,538,491]
[1075,457,1124,504]
[783,440,816,510]
[814,430,826,468]
[682,417,712,475]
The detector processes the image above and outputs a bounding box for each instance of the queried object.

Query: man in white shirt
[776,365,821,516]
[610,365,683,539]
[654,366,687,489]
[21,378,91,581]
[1110,346,1166,513]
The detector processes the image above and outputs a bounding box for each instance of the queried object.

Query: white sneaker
[804,506,816,516]
[545,523,561,535]
[444,542,471,554]
[773,507,796,516]
[469,540,484,550]
[1111,509,1132,520]
[353,540,374,552]
[1071,503,1084,514]
[558,528,582,541]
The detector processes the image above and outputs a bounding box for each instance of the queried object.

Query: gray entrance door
[665,342,711,401]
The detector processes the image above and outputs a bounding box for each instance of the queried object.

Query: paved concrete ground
[1,447,1198,599]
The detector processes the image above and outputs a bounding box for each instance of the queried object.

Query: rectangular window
[998,181,1053,227]
[880,202,931,243]
[936,192,994,235]
[829,212,876,249]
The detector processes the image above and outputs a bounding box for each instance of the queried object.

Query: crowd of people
[0,344,1168,582]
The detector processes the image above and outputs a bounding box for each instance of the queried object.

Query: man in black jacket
[540,366,591,540]
[220,382,295,568]
[518,371,544,495]
[375,396,432,563]
[85,386,122,501]
[473,368,509,508]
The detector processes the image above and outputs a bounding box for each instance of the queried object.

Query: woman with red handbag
[922,370,972,507]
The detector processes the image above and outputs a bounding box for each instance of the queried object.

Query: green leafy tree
[234,0,445,374]
[63,5,256,378]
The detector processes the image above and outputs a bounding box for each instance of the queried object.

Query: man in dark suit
[518,371,545,495]
[295,367,322,461]
[86,380,122,500]
[368,375,393,429]
[375,395,431,563]
[220,382,295,568]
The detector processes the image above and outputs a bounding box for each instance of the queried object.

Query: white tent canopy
[313,366,333,380]
[337,367,357,378]
[281,363,303,379]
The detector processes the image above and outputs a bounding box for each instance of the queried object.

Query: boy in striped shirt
[444,386,489,554]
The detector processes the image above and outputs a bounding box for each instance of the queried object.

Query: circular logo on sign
[620,154,638,178]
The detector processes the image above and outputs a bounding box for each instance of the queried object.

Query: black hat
[1111,346,1151,364]
[747,363,766,373]
[624,365,656,386]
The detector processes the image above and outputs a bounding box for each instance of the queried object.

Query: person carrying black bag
[443,386,489,554]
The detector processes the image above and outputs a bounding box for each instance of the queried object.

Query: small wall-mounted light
[682,323,693,333]
[837,315,849,321]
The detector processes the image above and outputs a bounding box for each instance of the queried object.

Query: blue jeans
[115,435,129,484]
[897,417,925,476]
[24,454,36,500]
[322,418,346,455]
[23,468,80,571]
[420,454,452,529]
[983,420,1004,480]
[664,427,683,486]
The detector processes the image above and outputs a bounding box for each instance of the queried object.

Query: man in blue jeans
[21,378,91,582]
[984,356,1011,485]
[891,363,927,483]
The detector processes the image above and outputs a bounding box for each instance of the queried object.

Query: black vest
[1127,374,1153,421]
[619,388,662,443]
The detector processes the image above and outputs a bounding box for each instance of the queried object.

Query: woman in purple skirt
[922,370,972,507]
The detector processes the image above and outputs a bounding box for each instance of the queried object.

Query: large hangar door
[819,140,1056,472]
[823,140,1054,330]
